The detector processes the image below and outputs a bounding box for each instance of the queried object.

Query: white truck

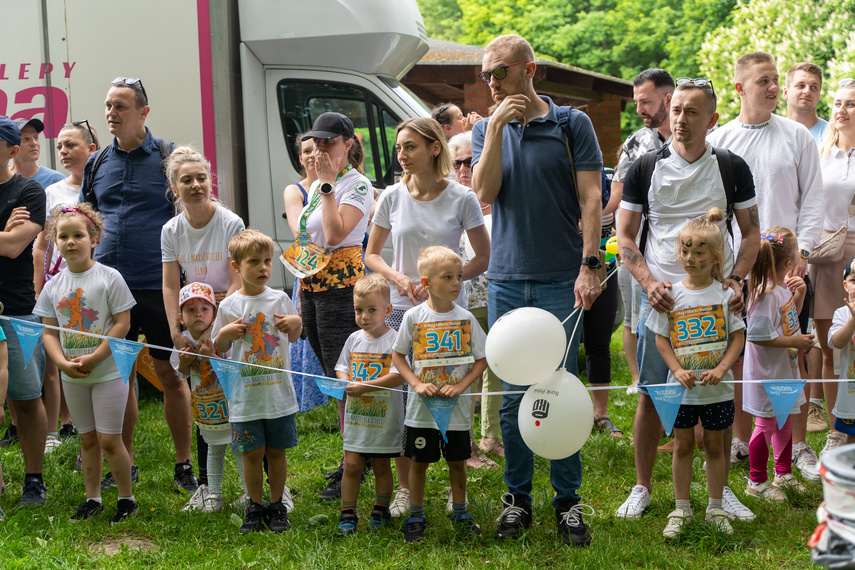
[2,0,430,288]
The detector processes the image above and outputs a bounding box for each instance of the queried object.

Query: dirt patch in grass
[90,538,158,556]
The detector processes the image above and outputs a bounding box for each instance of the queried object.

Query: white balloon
[485,307,567,386]
[518,370,594,460]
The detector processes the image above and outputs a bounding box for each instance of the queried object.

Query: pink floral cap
[178,282,217,309]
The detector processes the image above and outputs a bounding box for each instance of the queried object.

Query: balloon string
[561,265,619,368]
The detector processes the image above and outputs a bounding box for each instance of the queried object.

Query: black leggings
[301,286,360,378]
[581,268,620,384]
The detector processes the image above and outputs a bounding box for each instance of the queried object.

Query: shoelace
[391,490,409,509]
[622,488,647,511]
[558,504,595,527]
[794,447,817,467]
[496,494,525,524]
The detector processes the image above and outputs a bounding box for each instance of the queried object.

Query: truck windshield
[381,77,430,118]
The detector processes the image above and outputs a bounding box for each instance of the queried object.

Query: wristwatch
[581,255,602,270]
[726,274,744,286]
[799,249,810,260]
[319,182,334,195]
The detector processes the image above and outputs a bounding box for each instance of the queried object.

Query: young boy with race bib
[827,256,855,445]
[213,229,302,534]
[648,208,745,538]
[392,246,487,542]
[333,274,404,534]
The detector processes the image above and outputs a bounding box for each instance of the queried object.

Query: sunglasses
[478,61,530,85]
[676,77,715,90]
[112,76,148,103]
[452,157,473,170]
[839,79,855,87]
[69,120,96,146]
[433,105,450,119]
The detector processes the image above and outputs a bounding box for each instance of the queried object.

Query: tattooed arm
[617,207,673,312]
[725,205,760,313]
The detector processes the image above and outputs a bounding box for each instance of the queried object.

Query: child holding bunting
[212,229,301,534]
[333,274,404,535]
[828,256,855,445]
[391,246,487,542]
[173,282,248,513]
[34,204,138,523]
[743,227,814,501]
[647,208,745,539]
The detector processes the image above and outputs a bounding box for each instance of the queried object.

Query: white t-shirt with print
[829,306,855,420]
[819,147,855,233]
[160,205,245,301]
[43,179,80,275]
[211,287,298,422]
[646,281,744,405]
[373,180,484,311]
[334,328,404,454]
[304,169,374,249]
[34,262,136,384]
[393,303,487,431]
[743,285,807,417]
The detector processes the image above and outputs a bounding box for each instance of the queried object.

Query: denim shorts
[635,293,669,395]
[1,314,46,401]
[231,414,298,453]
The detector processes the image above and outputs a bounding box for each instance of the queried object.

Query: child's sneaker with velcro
[337,511,358,535]
[451,512,482,535]
[369,506,391,531]
[403,516,427,542]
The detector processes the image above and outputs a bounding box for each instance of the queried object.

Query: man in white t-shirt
[617,80,761,521]
[784,62,829,146]
[708,51,825,482]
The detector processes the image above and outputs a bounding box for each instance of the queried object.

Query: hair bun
[705,207,724,223]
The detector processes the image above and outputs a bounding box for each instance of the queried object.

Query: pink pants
[748,415,792,483]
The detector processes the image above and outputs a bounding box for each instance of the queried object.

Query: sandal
[594,416,624,438]
[466,449,499,470]
[479,438,505,457]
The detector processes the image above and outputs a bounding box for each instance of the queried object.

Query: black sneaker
[323,461,344,480]
[452,512,482,535]
[101,471,116,490]
[495,493,532,540]
[403,516,427,542]
[556,503,594,547]
[317,468,343,501]
[101,465,138,489]
[240,501,267,534]
[59,423,78,438]
[70,499,103,522]
[174,461,199,494]
[337,510,358,535]
[0,425,18,447]
[18,478,47,507]
[111,498,138,524]
[267,500,291,532]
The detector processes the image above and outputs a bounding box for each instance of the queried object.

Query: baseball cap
[178,282,217,309]
[13,117,45,134]
[301,112,354,141]
[0,116,21,146]
[845,256,855,280]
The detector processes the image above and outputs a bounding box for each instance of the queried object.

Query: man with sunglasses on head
[617,78,760,525]
[471,33,603,548]
[79,77,199,495]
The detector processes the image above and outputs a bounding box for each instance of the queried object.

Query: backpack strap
[636,148,663,256]
[712,146,736,237]
[82,147,109,210]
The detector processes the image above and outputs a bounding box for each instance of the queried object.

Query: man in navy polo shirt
[80,78,198,493]
[471,33,603,547]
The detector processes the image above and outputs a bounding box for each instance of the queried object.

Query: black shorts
[674,400,735,431]
[405,428,470,463]
[127,289,174,361]
[352,451,401,459]
[798,274,813,334]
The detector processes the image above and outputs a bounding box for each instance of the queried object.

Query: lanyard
[298,165,353,235]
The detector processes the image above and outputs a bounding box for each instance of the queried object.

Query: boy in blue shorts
[392,246,487,542]
[334,274,405,534]
[213,229,302,534]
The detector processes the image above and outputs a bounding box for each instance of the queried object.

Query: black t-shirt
[0,174,46,315]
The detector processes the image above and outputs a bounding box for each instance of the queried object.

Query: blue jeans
[488,279,584,508]
[635,292,670,396]
[0,314,46,401]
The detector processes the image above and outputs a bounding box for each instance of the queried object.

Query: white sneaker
[615,485,651,519]
[705,507,734,535]
[792,442,821,482]
[390,487,410,518]
[201,490,223,513]
[231,492,251,512]
[182,484,207,512]
[821,431,846,457]
[722,486,755,521]
[730,437,749,465]
[663,509,693,539]
[44,435,62,453]
[626,385,639,395]
[443,486,467,513]
[773,473,807,494]
[745,479,785,502]
[282,484,295,513]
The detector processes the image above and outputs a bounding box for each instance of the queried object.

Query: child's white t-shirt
[171,330,232,446]
[304,169,374,249]
[829,306,855,420]
[33,262,136,384]
[646,280,744,405]
[743,285,806,417]
[160,205,245,301]
[334,328,404,454]
[211,287,298,422]
[393,303,487,431]
[43,179,80,275]
[372,180,484,312]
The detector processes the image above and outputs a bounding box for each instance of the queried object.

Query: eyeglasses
[112,76,148,104]
[478,61,530,85]
[69,120,96,146]
[676,77,715,90]
[839,79,855,87]
[452,157,473,170]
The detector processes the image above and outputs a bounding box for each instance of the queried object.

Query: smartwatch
[726,274,744,286]
[319,182,334,195]
[581,255,602,270]
[799,249,810,260]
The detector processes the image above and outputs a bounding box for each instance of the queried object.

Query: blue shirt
[809,118,829,146]
[31,165,65,190]
[471,96,603,280]
[80,127,174,289]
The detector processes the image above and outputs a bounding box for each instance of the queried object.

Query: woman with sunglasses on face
[365,118,490,515]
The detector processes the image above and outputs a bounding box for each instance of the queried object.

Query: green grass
[0,331,823,568]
